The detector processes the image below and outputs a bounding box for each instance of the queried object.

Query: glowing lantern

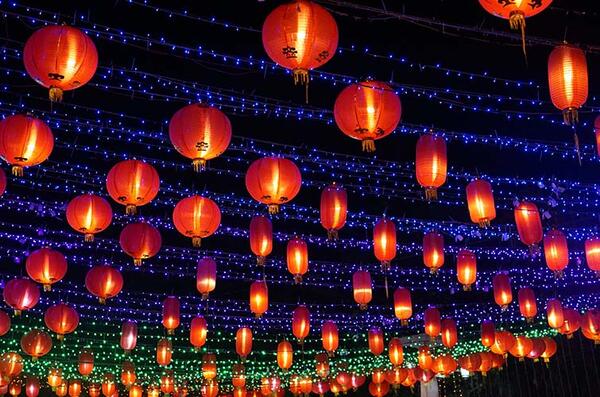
[518,287,537,322]
[315,353,329,378]
[120,321,137,353]
[106,159,160,215]
[202,353,217,381]
[44,303,79,339]
[232,364,246,388]
[544,229,569,277]
[414,368,434,384]
[119,222,161,266]
[440,318,457,348]
[77,351,93,377]
[312,381,329,397]
[480,320,495,347]
[423,231,444,273]
[88,384,101,397]
[25,377,40,397]
[56,383,67,397]
[368,381,389,397]
[25,248,67,291]
[371,368,385,385]
[0,114,54,176]
[582,309,600,344]
[173,195,221,247]
[548,44,588,124]
[249,216,272,265]
[458,354,482,373]
[546,298,564,329]
[234,327,252,361]
[527,338,547,361]
[393,287,412,325]
[47,368,62,388]
[432,355,457,376]
[249,280,268,317]
[162,296,180,334]
[3,278,40,315]
[245,157,302,214]
[385,368,406,388]
[514,201,543,252]
[368,327,384,356]
[277,340,293,371]
[388,338,403,367]
[66,194,113,242]
[190,316,208,349]
[466,179,496,227]
[509,336,533,361]
[373,218,396,269]
[0,311,11,336]
[68,381,82,397]
[287,237,309,283]
[456,249,477,290]
[417,346,433,370]
[352,270,372,309]
[585,237,600,276]
[492,272,512,310]
[0,352,23,378]
[415,134,447,200]
[558,308,580,338]
[491,331,515,357]
[160,372,174,395]
[334,81,401,152]
[300,377,313,395]
[128,386,142,397]
[156,338,172,366]
[320,183,347,239]
[540,337,557,362]
[424,307,441,338]
[85,265,123,304]
[146,386,159,397]
[9,381,21,397]
[196,257,217,299]
[321,321,338,356]
[20,329,52,360]
[292,305,310,343]
[401,369,418,388]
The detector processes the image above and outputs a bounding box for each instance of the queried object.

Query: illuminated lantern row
[168,104,232,172]
[393,287,412,326]
[585,236,600,276]
[20,329,52,360]
[518,287,537,322]
[320,183,347,239]
[440,318,457,348]
[277,340,293,371]
[352,270,372,310]
[543,229,569,277]
[548,44,588,125]
[190,316,208,350]
[373,218,396,270]
[287,237,309,283]
[66,194,113,242]
[292,306,310,344]
[173,195,221,247]
[106,159,160,215]
[368,327,384,356]
[25,248,67,291]
[3,278,40,315]
[245,157,302,214]
[423,307,440,339]
[119,222,161,266]
[0,114,54,176]
[480,320,495,348]
[249,216,272,266]
[85,265,123,304]
[492,272,512,310]
[162,296,180,334]
[236,327,253,361]
[514,201,543,252]
[415,134,447,200]
[44,303,79,340]
[23,25,98,102]
[456,249,477,290]
[321,321,338,356]
[466,179,496,227]
[334,81,402,152]
[120,320,138,353]
[196,257,217,299]
[249,280,268,317]
[77,350,94,377]
[423,231,444,273]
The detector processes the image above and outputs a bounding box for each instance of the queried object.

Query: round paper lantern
[456,249,477,290]
[120,320,137,353]
[518,287,537,322]
[249,280,268,317]
[106,160,160,215]
[424,307,441,339]
[128,386,142,397]
[77,350,94,377]
[585,236,600,275]
[25,377,40,397]
[190,316,208,349]
[466,179,496,227]
[249,216,272,265]
[202,353,217,381]
[388,338,403,367]
[20,329,52,360]
[245,157,301,214]
[44,303,79,340]
[491,331,515,357]
[3,278,40,315]
[300,377,313,394]
[162,296,180,334]
[548,44,588,125]
[401,369,418,388]
[546,298,564,329]
[368,381,389,397]
[119,222,161,266]
[277,340,293,371]
[440,318,457,348]
[373,218,396,269]
[321,321,338,356]
[56,382,68,397]
[66,194,113,242]
[458,354,481,373]
[262,0,338,85]
[0,114,54,176]
[292,306,310,344]
[370,369,385,386]
[423,231,444,273]
[196,257,217,299]
[200,382,218,397]
[236,327,253,361]
[287,237,309,283]
[312,381,329,397]
[25,248,67,291]
[558,308,581,338]
[384,368,405,388]
[85,265,123,304]
[352,270,372,309]
[88,384,101,397]
[0,310,11,336]
[168,104,232,171]
[393,287,412,325]
[156,338,172,366]
[0,352,23,378]
[481,320,495,348]
[121,362,136,388]
[417,346,433,370]
[368,327,384,356]
[509,336,533,361]
[582,309,600,344]
[172,195,221,247]
[540,337,557,363]
[320,183,347,239]
[146,386,159,397]
[514,201,543,252]
[432,355,457,376]
[544,229,569,277]
[47,367,62,388]
[492,272,512,310]
[9,381,21,397]
[415,134,447,200]
[68,381,82,397]
[160,372,175,395]
[334,81,401,152]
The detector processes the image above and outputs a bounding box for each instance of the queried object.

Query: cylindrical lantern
[466,179,496,227]
[196,257,217,299]
[172,195,221,247]
[373,218,396,269]
[582,309,600,344]
[106,159,160,215]
[393,287,412,325]
[190,316,208,349]
[440,318,457,348]
[352,270,372,309]
[277,340,293,371]
[388,338,403,367]
[559,308,581,338]
[368,327,384,356]
[544,229,569,277]
[25,248,67,291]
[547,298,564,329]
[249,280,268,317]
[321,321,338,356]
[119,222,161,266]
[320,183,347,239]
[585,236,600,276]
[509,336,533,361]
[514,201,543,252]
[162,296,180,334]
[292,306,310,344]
[25,377,39,397]
[20,329,52,360]
[493,272,512,310]
[202,353,217,381]
[156,338,172,366]
[548,44,588,124]
[249,216,272,265]
[456,249,477,290]
[236,327,253,360]
[66,194,113,242]
[518,287,537,322]
[424,307,441,338]
[491,331,515,357]
[481,320,495,347]
[423,231,444,273]
[287,237,309,283]
[77,350,94,377]
[44,303,79,340]
[540,337,557,363]
[3,278,40,315]
[120,320,138,353]
[85,265,123,304]
[417,346,433,370]
[431,355,457,376]
[415,134,447,200]
[245,157,302,214]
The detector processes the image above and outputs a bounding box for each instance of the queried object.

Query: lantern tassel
[528,244,540,256]
[268,204,279,214]
[192,237,202,248]
[192,159,206,172]
[84,233,94,243]
[133,258,142,267]
[384,274,389,299]
[43,284,51,292]
[327,229,338,240]
[574,131,581,166]
[563,108,579,126]
[462,284,471,291]
[11,165,24,177]
[359,304,368,311]
[294,274,303,284]
[509,11,527,63]
[293,69,309,104]
[257,256,266,266]
[98,298,106,305]
[553,270,564,279]
[424,188,437,201]
[478,218,490,228]
[201,293,209,301]
[125,205,137,215]
[401,320,408,327]
[362,139,376,152]
[430,267,439,275]
[526,317,533,324]
[49,86,63,102]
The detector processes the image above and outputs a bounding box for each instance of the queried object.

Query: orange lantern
[106,159,160,215]
[172,195,221,247]
[68,380,82,397]
[518,287,537,322]
[162,296,180,334]
[312,381,329,397]
[47,367,62,388]
[88,384,101,397]
[466,179,496,227]
[201,382,219,397]
[373,217,396,269]
[492,272,512,310]
[582,309,600,344]
[413,368,434,384]
[128,386,142,397]
[300,377,313,395]
[432,355,457,376]
[160,372,174,395]
[480,320,495,348]
[388,338,403,367]
[0,114,54,176]
[196,257,217,299]
[417,346,433,370]
[509,336,533,361]
[440,318,457,348]
[249,280,268,317]
[546,298,564,329]
[352,270,372,309]
[119,222,161,266]
[540,337,557,363]
[393,287,412,325]
[456,249,477,290]
[56,382,68,397]
[368,327,384,356]
[120,361,136,388]
[514,201,543,251]
[368,381,389,397]
[0,310,10,336]
[458,354,481,373]
[320,183,347,239]
[3,278,40,315]
[85,265,123,304]
[321,321,338,356]
[25,377,40,397]
[65,194,113,242]
[544,229,569,277]
[491,331,515,357]
[287,237,309,283]
[558,308,580,338]
[334,81,401,152]
[0,352,23,378]
[245,157,301,214]
[548,44,588,124]
[44,303,79,339]
[25,248,67,291]
[20,329,52,360]
[120,320,137,353]
[249,216,272,266]
[276,340,293,371]
[424,307,441,338]
[168,104,231,171]
[371,368,385,385]
[202,353,217,381]
[292,305,310,344]
[190,316,208,349]
[146,386,159,397]
[156,338,172,366]
[9,381,21,397]
[234,327,252,361]
[77,351,94,377]
[315,353,329,378]
[423,231,444,273]
[527,338,547,361]
[415,134,447,200]
[585,236,600,276]
[401,369,417,388]
[231,364,245,389]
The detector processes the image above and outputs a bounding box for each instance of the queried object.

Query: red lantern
[56,382,68,397]
[585,236,600,275]
[582,309,600,344]
[292,306,310,343]
[162,296,180,334]
[232,364,246,389]
[25,248,67,291]
[544,229,569,277]
[413,368,434,384]
[44,303,79,340]
[236,327,252,361]
[312,381,329,397]
[0,114,54,176]
[172,195,221,247]
[249,281,268,317]
[456,249,477,290]
[47,367,62,388]
[424,307,441,338]
[368,382,389,397]
[65,194,113,242]
[368,327,384,356]
[77,350,94,377]
[160,372,175,395]
[287,237,309,283]
[106,159,160,215]
[190,316,208,349]
[249,216,272,265]
[128,386,142,397]
[518,287,537,322]
[320,183,347,239]
[88,384,101,397]
[440,318,457,348]
[352,270,372,309]
[68,381,82,397]
[9,381,21,397]
[548,44,588,124]
[0,352,23,378]
[417,346,433,370]
[201,382,218,397]
[373,218,396,269]
[514,201,543,251]
[546,298,564,329]
[509,336,533,361]
[432,355,457,376]
[401,370,417,388]
[466,179,496,227]
[334,81,401,152]
[0,310,11,336]
[393,287,412,325]
[370,369,385,386]
[423,231,444,273]
[277,340,293,371]
[491,331,515,357]
[415,134,447,200]
[481,320,495,348]
[458,354,481,373]
[156,338,172,366]
[196,257,217,299]
[245,157,301,214]
[493,272,512,310]
[119,222,161,266]
[540,337,557,362]
[527,338,547,361]
[388,338,403,367]
[120,320,137,353]
[202,353,217,381]
[85,265,123,304]
[262,0,338,85]
[321,321,338,356]
[558,308,581,338]
[169,104,231,171]
[25,377,39,397]
[3,278,40,315]
[20,329,52,360]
